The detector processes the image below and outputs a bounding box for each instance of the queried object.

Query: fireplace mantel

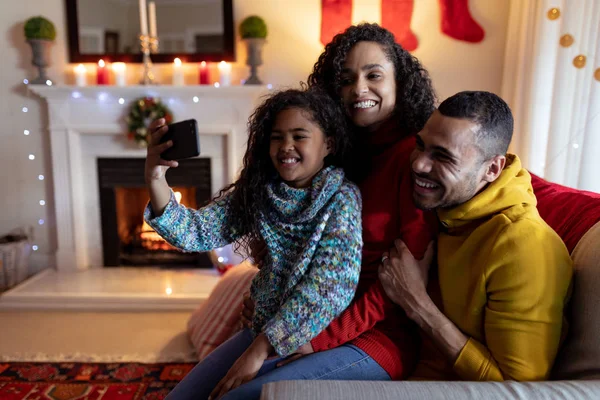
[30,84,270,271]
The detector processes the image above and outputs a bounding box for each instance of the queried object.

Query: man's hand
[209,334,272,399]
[378,240,435,320]
[240,292,254,329]
[276,342,314,367]
[379,239,469,365]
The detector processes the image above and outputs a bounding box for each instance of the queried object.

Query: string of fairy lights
[21,78,53,252]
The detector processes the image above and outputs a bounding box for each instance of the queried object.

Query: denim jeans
[165,328,390,400]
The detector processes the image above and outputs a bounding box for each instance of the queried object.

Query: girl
[144,88,362,400]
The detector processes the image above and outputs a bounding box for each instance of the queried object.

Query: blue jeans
[165,328,390,400]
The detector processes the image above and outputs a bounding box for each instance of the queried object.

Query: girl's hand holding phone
[145,118,179,217]
[144,118,179,184]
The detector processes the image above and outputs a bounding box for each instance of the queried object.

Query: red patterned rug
[0,362,195,400]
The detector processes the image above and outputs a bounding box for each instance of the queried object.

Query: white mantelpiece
[30,85,269,271]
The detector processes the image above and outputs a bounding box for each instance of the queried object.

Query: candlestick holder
[150,36,159,54]
[139,34,158,85]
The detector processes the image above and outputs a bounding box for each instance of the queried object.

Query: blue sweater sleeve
[262,183,363,356]
[143,190,244,252]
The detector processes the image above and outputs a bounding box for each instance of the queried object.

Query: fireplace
[98,157,213,267]
[29,85,268,270]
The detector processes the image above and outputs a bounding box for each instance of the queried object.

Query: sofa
[260,174,600,399]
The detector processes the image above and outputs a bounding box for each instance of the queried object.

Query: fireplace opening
[98,158,213,267]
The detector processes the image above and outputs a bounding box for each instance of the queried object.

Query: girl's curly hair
[215,87,351,256]
[308,23,436,135]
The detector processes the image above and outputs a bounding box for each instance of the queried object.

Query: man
[379,91,572,381]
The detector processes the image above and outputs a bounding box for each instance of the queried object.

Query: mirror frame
[65,0,235,63]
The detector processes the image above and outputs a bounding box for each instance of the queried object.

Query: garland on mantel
[126,97,173,147]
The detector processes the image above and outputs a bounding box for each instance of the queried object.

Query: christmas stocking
[438,0,485,43]
[321,0,353,46]
[381,0,418,51]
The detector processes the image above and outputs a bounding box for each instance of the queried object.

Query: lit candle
[173,58,184,86]
[149,1,157,38]
[112,62,126,86]
[97,59,109,85]
[139,0,148,35]
[199,61,209,85]
[74,63,87,86]
[218,61,231,87]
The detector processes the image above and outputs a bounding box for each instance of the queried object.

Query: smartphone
[159,119,201,161]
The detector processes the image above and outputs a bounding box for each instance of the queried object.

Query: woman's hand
[145,118,178,184]
[240,292,255,329]
[209,334,272,399]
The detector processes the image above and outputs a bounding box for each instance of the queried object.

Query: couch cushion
[552,221,600,380]
[260,380,600,400]
[531,173,600,254]
[187,261,258,360]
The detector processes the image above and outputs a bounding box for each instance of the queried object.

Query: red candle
[199,61,209,85]
[97,59,109,85]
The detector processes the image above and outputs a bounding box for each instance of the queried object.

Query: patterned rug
[0,362,195,400]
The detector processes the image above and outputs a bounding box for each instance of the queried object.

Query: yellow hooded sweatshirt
[414,154,572,381]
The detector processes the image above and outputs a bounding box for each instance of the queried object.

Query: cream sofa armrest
[260,380,600,400]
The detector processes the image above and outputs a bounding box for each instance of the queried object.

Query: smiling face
[269,107,332,188]
[340,41,397,132]
[410,110,493,210]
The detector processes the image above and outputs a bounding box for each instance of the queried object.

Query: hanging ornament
[125,97,173,147]
[573,55,586,69]
[547,8,560,20]
[438,0,485,44]
[320,0,486,51]
[320,0,352,46]
[594,68,600,82]
[381,0,418,51]
[559,34,574,47]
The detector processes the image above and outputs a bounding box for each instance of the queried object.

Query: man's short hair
[438,91,514,160]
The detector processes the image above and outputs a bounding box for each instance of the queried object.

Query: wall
[0,0,510,270]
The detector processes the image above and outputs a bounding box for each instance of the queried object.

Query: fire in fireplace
[98,158,213,267]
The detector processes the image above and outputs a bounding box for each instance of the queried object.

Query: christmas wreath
[126,97,173,147]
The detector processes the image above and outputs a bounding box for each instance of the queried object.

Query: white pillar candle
[139,0,148,35]
[172,58,184,86]
[112,62,127,86]
[218,61,231,87]
[74,63,87,86]
[149,1,157,37]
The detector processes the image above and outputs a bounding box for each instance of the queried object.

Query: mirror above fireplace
[65,0,235,63]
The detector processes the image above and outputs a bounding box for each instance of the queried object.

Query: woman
[168,23,437,400]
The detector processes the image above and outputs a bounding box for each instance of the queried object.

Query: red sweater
[310,126,436,379]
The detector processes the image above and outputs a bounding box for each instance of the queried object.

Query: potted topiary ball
[239,16,267,85]
[24,16,57,84]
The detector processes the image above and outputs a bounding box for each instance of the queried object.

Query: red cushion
[531,173,600,253]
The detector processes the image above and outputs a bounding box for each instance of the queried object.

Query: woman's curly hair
[215,87,351,256]
[308,23,436,135]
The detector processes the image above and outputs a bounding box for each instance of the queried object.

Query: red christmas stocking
[438,0,485,43]
[381,0,418,51]
[321,0,353,46]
